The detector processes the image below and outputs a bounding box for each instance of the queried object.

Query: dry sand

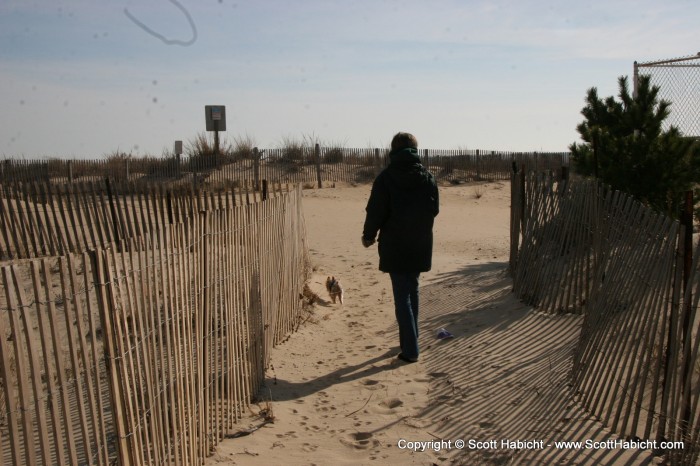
[206,181,658,466]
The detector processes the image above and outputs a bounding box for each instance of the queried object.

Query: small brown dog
[325,276,344,304]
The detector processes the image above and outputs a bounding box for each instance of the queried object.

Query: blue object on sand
[436,328,454,340]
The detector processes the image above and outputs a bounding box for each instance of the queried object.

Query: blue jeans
[390,272,420,360]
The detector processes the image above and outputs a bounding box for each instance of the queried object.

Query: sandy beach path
[207,182,655,466]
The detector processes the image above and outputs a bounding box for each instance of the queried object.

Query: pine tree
[570,75,700,215]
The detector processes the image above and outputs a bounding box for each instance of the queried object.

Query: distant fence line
[510,172,700,465]
[0,146,569,187]
[0,183,311,465]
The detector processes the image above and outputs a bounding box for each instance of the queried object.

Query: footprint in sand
[372,397,404,415]
[359,379,385,391]
[381,398,403,409]
[315,405,337,414]
[340,432,380,450]
[302,443,319,452]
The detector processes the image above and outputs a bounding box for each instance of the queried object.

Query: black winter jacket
[362,148,439,273]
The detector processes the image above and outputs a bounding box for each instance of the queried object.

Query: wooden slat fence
[0,147,568,187]
[510,172,700,464]
[0,179,281,261]
[0,183,310,465]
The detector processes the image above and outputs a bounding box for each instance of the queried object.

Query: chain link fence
[635,52,700,137]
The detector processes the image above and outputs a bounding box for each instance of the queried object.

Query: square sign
[205,105,226,131]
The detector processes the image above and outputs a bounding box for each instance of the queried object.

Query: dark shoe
[397,353,418,363]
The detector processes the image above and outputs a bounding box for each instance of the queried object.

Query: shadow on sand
[262,261,655,465]
[415,261,653,465]
[262,348,399,403]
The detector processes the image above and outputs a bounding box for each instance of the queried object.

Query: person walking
[362,132,439,363]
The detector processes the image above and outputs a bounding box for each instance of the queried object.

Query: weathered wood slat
[80,251,111,466]
[27,262,63,465]
[57,256,93,464]
[95,248,133,466]
[1,267,37,465]
[30,261,67,464]
[43,259,80,465]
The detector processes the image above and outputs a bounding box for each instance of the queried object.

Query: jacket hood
[387,148,432,189]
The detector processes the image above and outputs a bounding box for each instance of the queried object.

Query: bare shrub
[103,150,132,182]
[232,134,257,160]
[277,135,310,165]
[187,132,235,171]
[322,147,344,164]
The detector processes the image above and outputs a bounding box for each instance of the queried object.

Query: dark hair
[391,132,418,151]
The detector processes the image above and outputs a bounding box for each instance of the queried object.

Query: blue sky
[0,0,697,158]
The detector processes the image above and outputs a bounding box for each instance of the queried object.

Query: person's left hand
[361,237,375,248]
